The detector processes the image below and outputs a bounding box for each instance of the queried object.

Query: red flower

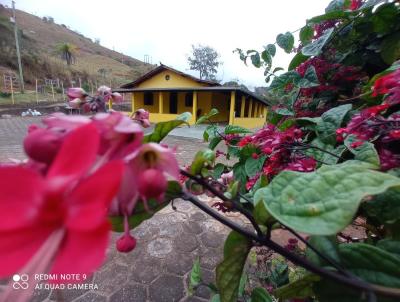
[0,124,124,292]
[351,141,364,149]
[372,69,400,97]
[350,0,362,10]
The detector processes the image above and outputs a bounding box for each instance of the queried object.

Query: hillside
[0,4,154,90]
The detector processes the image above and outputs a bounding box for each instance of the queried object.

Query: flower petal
[66,160,124,230]
[47,123,100,186]
[50,222,110,280]
[0,167,44,230]
[0,226,52,278]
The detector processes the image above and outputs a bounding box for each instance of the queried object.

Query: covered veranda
[114,87,269,129]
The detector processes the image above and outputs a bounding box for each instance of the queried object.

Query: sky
[6,0,328,89]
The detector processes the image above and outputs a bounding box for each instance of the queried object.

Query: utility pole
[11,0,24,93]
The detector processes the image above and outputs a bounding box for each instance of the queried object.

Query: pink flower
[97,85,112,96]
[132,109,151,128]
[92,112,143,158]
[110,143,179,252]
[67,87,87,100]
[0,124,124,301]
[68,98,83,109]
[111,92,123,103]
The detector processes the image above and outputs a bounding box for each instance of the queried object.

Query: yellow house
[116,64,269,128]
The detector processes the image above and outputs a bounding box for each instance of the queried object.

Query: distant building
[116,64,268,128]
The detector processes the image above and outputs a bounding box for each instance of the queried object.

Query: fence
[1,73,125,108]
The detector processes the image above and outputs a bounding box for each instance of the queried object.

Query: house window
[185,92,193,107]
[165,74,170,81]
[144,92,153,105]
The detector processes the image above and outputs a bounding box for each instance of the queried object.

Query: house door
[170,92,178,114]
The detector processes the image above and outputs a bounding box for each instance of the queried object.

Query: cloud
[14,0,327,87]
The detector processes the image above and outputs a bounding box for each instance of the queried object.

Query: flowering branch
[181,191,400,299]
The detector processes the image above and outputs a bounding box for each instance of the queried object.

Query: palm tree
[56,43,78,65]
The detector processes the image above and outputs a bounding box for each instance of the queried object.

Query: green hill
[0,4,154,90]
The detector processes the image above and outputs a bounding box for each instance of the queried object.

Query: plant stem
[180,169,263,237]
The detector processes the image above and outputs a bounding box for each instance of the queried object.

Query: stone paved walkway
[0,116,241,302]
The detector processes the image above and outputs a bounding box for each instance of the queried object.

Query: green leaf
[275,107,295,116]
[109,181,182,232]
[203,124,217,142]
[245,155,266,178]
[189,258,202,294]
[213,163,225,179]
[251,53,262,68]
[265,44,276,57]
[268,70,301,91]
[251,287,273,302]
[253,198,273,226]
[196,108,219,125]
[339,243,400,287]
[276,32,295,53]
[261,50,272,67]
[304,138,345,165]
[298,66,320,88]
[325,0,347,12]
[306,236,340,266]
[377,239,400,258]
[363,187,400,225]
[344,135,380,168]
[278,118,296,131]
[308,10,354,24]
[210,294,221,302]
[301,28,334,56]
[380,32,400,65]
[300,25,314,44]
[238,273,247,298]
[216,231,252,302]
[209,136,222,150]
[288,52,309,70]
[233,163,247,192]
[191,149,215,174]
[274,274,320,300]
[316,104,352,145]
[371,3,398,34]
[273,67,284,73]
[143,112,192,143]
[224,125,252,134]
[254,161,400,235]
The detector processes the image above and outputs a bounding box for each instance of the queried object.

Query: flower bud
[116,233,137,253]
[23,128,63,164]
[67,87,87,100]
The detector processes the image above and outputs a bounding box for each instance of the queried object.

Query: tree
[187,44,221,81]
[56,43,78,66]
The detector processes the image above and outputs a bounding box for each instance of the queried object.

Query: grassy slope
[0,4,154,89]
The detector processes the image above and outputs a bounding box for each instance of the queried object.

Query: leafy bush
[185,0,400,301]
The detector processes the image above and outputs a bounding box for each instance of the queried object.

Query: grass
[0,90,66,105]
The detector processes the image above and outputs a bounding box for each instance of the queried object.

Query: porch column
[259,104,263,117]
[240,95,245,117]
[131,92,135,112]
[248,99,253,118]
[263,105,268,118]
[159,92,163,114]
[229,91,235,125]
[192,91,198,123]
